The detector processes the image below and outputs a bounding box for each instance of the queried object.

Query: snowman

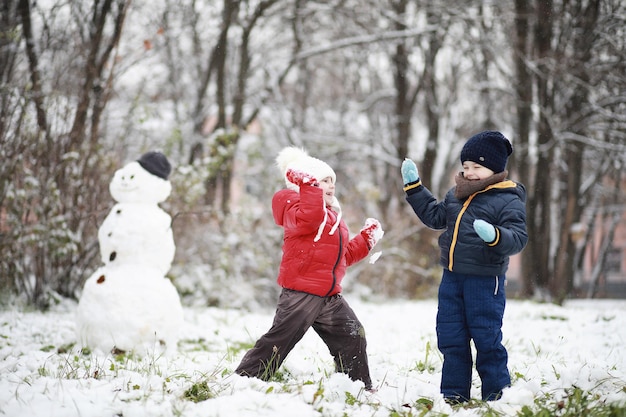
[76,151,184,355]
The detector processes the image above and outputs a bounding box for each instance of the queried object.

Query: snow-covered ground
[1,297,625,416]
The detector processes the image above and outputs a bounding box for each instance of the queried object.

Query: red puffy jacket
[272,184,370,297]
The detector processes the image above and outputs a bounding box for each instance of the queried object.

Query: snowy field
[1,297,625,417]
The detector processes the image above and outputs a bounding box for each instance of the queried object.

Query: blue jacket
[405,178,528,276]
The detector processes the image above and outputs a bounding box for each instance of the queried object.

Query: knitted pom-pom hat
[276,146,341,241]
[460,130,513,173]
[276,147,336,191]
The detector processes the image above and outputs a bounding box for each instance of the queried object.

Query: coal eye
[130,175,135,179]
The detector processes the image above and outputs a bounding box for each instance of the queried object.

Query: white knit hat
[276,146,341,241]
[276,147,336,190]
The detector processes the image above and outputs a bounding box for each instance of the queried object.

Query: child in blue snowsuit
[402,130,528,403]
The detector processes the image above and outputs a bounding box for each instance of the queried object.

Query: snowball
[369,251,382,264]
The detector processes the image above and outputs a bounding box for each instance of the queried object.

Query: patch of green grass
[413,341,437,373]
[345,391,358,406]
[56,342,74,354]
[183,380,216,402]
[181,366,230,403]
[225,340,255,358]
[311,379,325,405]
[179,337,213,352]
[517,386,626,417]
[540,314,568,321]
[388,397,439,417]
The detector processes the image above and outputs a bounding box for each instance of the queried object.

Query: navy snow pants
[235,288,372,389]
[436,269,510,401]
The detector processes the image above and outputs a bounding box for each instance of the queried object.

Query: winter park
[1,1,626,417]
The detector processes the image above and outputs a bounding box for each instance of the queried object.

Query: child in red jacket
[235,146,383,391]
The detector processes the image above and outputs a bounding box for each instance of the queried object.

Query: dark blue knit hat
[460,130,513,173]
[137,151,172,180]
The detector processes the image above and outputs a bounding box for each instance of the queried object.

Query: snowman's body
[98,202,175,276]
[76,156,183,355]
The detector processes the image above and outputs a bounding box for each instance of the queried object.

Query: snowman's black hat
[137,151,172,180]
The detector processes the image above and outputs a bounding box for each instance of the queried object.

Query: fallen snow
[1,297,625,416]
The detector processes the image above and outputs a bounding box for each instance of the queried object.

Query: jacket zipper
[448,180,517,271]
[324,230,342,297]
[448,195,475,270]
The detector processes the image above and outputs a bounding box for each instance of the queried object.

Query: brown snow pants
[235,288,372,389]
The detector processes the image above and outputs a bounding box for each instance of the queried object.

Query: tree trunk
[420,14,441,187]
[18,0,48,134]
[551,0,600,303]
[527,0,554,296]
[513,0,535,297]
[388,0,411,219]
[551,143,583,302]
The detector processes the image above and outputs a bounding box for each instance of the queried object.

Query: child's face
[462,161,495,180]
[319,176,335,206]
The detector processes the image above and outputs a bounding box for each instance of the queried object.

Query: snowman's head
[109,153,172,204]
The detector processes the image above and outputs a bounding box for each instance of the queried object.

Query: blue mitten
[401,158,420,184]
[473,219,496,242]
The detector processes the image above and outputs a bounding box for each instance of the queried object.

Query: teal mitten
[401,158,420,185]
[473,219,496,242]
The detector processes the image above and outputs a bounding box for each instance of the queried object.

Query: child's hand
[360,218,384,249]
[473,219,496,243]
[401,158,420,184]
[286,168,319,187]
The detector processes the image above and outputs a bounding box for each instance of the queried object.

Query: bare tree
[513,0,625,302]
[550,1,600,301]
[0,0,131,308]
[512,0,535,296]
[3,0,624,307]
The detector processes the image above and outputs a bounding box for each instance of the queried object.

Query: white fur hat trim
[276,146,341,241]
[276,147,336,191]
